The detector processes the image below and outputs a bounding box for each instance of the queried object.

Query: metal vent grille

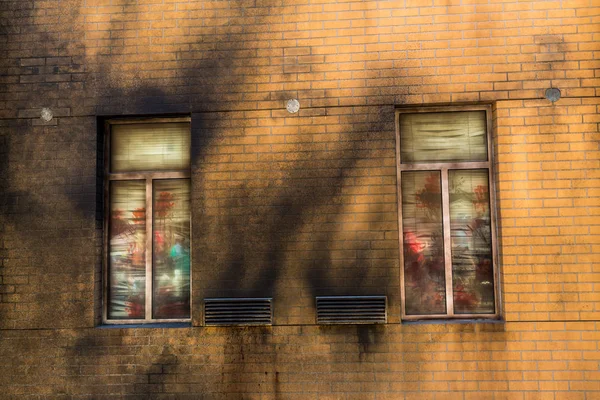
[316,296,387,324]
[204,298,272,326]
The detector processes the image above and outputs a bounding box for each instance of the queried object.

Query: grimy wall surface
[0,0,599,399]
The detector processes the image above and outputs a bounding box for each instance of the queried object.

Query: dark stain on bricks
[356,324,386,359]
[1,0,408,397]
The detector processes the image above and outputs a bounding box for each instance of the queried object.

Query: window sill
[98,322,191,329]
[401,318,504,325]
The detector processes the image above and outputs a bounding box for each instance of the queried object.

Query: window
[103,118,191,323]
[395,106,499,320]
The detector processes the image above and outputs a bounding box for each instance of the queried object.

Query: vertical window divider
[440,168,455,317]
[145,177,153,321]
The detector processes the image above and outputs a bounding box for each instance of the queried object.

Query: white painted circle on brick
[40,108,53,122]
[286,99,300,114]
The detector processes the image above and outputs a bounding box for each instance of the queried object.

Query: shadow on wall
[1,0,410,397]
[210,106,397,300]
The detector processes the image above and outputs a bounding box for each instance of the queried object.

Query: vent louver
[204,298,272,326]
[316,296,387,324]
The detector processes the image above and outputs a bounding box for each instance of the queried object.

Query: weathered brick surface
[1,0,599,398]
[2,323,600,399]
[191,106,400,326]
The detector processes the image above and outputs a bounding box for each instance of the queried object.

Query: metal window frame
[102,117,192,325]
[394,105,501,321]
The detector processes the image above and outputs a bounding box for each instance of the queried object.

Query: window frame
[394,105,500,321]
[102,117,192,325]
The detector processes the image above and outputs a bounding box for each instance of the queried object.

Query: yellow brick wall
[496,98,600,323]
[1,323,600,399]
[191,106,401,325]
[0,0,599,398]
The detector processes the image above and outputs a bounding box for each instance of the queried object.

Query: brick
[1,0,600,398]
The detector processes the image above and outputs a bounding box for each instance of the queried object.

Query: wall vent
[316,296,387,324]
[204,298,272,326]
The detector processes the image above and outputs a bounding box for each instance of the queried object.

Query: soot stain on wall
[2,0,410,396]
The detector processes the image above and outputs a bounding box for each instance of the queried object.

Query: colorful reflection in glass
[152,180,191,319]
[449,170,494,314]
[108,181,146,319]
[401,171,446,315]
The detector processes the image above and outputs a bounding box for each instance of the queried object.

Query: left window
[104,118,191,323]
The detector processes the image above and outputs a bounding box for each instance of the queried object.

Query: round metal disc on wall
[544,88,561,103]
[286,99,300,113]
[40,108,53,122]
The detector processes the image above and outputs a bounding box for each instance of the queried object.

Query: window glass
[105,119,190,323]
[152,179,191,319]
[108,180,146,319]
[399,111,488,163]
[397,108,497,319]
[401,171,446,315]
[449,169,494,314]
[111,123,191,172]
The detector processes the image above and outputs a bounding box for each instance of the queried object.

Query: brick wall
[2,323,600,399]
[496,98,600,323]
[1,0,599,398]
[191,106,400,326]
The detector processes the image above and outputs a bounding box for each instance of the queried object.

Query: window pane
[108,181,146,319]
[449,169,495,314]
[401,171,446,315]
[111,123,191,172]
[400,111,487,163]
[152,179,191,319]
